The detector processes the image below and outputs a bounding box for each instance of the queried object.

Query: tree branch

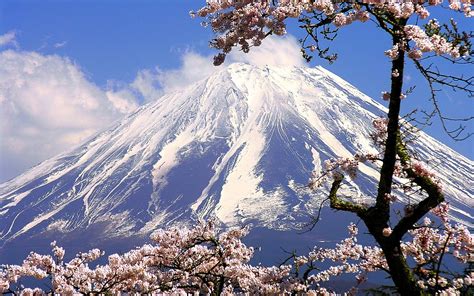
[391,136,445,241]
[328,174,367,215]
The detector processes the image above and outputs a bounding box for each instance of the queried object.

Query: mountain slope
[0,63,472,251]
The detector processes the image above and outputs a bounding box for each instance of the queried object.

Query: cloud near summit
[133,35,306,96]
[0,35,305,181]
[228,35,306,68]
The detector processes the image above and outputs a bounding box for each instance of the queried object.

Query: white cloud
[0,50,138,181]
[154,51,217,93]
[53,41,67,48]
[129,51,216,101]
[227,35,305,67]
[129,35,305,101]
[106,89,140,113]
[130,69,163,101]
[0,31,18,48]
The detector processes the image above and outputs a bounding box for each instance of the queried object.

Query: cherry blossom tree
[0,222,292,295]
[0,204,472,295]
[1,1,473,295]
[193,0,473,294]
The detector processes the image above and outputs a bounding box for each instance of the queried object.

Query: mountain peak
[0,64,472,256]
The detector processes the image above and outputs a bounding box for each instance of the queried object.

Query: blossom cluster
[309,117,390,188]
[384,22,467,60]
[371,119,444,194]
[304,204,473,294]
[393,158,443,194]
[308,153,379,188]
[303,223,387,286]
[1,203,472,294]
[310,116,444,201]
[192,1,371,65]
[193,0,471,65]
[370,117,389,147]
[0,222,294,295]
[331,10,370,27]
[406,24,462,59]
[408,160,443,191]
[403,203,474,294]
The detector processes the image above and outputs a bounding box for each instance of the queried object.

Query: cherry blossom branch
[435,232,452,291]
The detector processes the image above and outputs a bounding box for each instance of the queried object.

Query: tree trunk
[381,240,425,296]
[363,32,425,295]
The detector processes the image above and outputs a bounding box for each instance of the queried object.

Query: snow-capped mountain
[0,63,472,258]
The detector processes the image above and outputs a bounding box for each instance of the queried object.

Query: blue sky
[0,0,472,182]
[1,0,211,85]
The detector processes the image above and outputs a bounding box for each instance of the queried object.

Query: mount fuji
[0,63,472,261]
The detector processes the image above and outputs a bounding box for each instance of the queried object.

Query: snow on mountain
[0,63,472,252]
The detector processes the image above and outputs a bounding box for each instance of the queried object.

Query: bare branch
[328,174,367,215]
